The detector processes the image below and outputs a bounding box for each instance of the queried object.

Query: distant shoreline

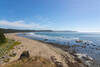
[0,28,77,33]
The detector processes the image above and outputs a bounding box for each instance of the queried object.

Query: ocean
[18,32,100,67]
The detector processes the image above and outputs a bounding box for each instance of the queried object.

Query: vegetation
[0,32,21,63]
[0,30,21,60]
[0,28,53,33]
[0,31,6,43]
[8,41,21,50]
[0,39,21,57]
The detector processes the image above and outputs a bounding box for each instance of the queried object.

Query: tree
[0,31,6,43]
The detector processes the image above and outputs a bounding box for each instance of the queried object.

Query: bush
[0,31,6,43]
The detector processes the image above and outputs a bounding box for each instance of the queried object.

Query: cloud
[0,20,49,30]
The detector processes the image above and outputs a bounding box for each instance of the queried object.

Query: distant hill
[0,28,53,33]
[0,28,77,33]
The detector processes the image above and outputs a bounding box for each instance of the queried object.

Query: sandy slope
[4,33,85,67]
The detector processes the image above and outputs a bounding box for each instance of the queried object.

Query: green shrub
[0,31,6,43]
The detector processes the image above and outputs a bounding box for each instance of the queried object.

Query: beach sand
[2,33,85,67]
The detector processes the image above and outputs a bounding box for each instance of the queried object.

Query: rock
[92,44,96,46]
[9,53,16,57]
[3,58,10,62]
[96,48,100,50]
[75,40,83,43]
[81,46,86,48]
[19,51,30,60]
[51,56,63,67]
[75,53,93,66]
[44,39,48,41]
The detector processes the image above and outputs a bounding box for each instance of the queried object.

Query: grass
[8,41,21,50]
[0,39,21,57]
[0,39,8,46]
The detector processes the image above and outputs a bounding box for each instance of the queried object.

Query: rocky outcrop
[19,51,30,60]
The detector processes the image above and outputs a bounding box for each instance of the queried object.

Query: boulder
[19,51,30,60]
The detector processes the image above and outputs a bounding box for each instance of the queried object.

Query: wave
[24,32,94,46]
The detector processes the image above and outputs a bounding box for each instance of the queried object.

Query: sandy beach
[1,33,85,67]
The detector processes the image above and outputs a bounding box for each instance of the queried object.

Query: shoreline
[18,33,94,67]
[2,33,86,67]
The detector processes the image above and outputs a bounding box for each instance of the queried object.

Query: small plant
[8,41,21,50]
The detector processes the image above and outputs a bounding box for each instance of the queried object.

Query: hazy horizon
[0,0,100,32]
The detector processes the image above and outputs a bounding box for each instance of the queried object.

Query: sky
[0,0,100,32]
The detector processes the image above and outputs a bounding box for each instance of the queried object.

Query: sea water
[18,32,100,67]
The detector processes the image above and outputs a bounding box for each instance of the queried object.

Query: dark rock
[81,46,86,48]
[74,57,82,63]
[51,56,63,67]
[9,53,16,57]
[96,48,100,50]
[44,39,48,41]
[55,61,63,67]
[75,40,83,43]
[19,51,30,60]
[82,56,90,61]
[92,44,96,46]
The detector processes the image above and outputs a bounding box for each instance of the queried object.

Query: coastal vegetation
[0,32,21,63]
[0,28,76,33]
[0,31,6,44]
[0,28,53,33]
[0,39,21,57]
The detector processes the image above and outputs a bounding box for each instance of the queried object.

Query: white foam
[24,32,95,46]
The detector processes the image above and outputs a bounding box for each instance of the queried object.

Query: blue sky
[0,0,100,32]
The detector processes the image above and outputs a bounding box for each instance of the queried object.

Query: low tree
[0,31,6,43]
